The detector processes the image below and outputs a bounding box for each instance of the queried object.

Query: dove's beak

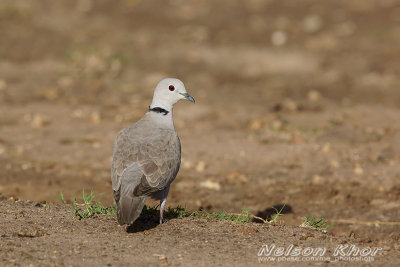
[181,93,195,103]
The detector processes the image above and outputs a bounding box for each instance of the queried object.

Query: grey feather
[111,113,181,225]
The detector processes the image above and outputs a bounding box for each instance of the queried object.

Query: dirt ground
[0,0,400,266]
[0,198,398,267]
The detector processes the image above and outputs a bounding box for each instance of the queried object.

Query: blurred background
[0,0,399,243]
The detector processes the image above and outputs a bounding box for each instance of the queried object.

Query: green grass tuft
[267,204,286,223]
[53,191,66,204]
[140,203,252,223]
[301,216,333,232]
[177,204,252,223]
[67,189,116,219]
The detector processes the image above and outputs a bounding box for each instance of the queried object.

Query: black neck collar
[149,106,169,115]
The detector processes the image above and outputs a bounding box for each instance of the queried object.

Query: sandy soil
[0,0,399,265]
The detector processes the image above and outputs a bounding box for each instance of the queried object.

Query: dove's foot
[159,209,169,224]
[159,217,169,224]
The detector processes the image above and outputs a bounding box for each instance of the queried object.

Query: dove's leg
[159,198,167,224]
[159,186,170,224]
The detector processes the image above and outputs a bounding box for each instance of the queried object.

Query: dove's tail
[112,163,148,225]
[116,193,147,225]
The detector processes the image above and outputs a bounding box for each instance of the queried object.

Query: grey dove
[111,78,195,225]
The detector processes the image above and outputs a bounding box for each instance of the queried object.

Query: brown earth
[0,0,400,266]
[0,197,397,267]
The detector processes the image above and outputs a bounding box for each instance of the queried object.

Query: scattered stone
[0,79,7,91]
[271,120,283,131]
[181,158,193,170]
[200,179,221,191]
[153,254,166,260]
[302,15,323,33]
[16,227,45,238]
[92,142,101,148]
[73,109,84,118]
[322,143,331,153]
[36,88,59,100]
[271,30,287,46]
[0,145,6,155]
[312,175,323,184]
[21,163,32,170]
[249,120,262,131]
[354,164,364,175]
[31,114,51,128]
[226,172,248,183]
[90,112,101,124]
[307,90,321,102]
[282,99,298,112]
[330,160,340,168]
[195,161,206,173]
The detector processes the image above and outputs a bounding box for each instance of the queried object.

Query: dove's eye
[169,85,175,91]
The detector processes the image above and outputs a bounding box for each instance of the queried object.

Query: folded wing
[111,124,181,224]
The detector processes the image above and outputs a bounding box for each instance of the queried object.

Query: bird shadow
[126,204,182,233]
[253,203,293,223]
[126,215,160,233]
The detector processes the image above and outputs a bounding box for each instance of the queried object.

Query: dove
[111,78,195,225]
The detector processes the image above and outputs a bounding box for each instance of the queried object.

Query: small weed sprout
[68,189,116,219]
[301,216,333,232]
[53,191,67,204]
[142,203,253,223]
[180,207,252,223]
[268,204,286,224]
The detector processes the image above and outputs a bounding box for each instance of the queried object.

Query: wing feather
[111,122,181,197]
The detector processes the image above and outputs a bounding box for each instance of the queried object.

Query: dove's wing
[111,121,181,199]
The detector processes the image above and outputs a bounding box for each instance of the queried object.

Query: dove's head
[150,78,195,111]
